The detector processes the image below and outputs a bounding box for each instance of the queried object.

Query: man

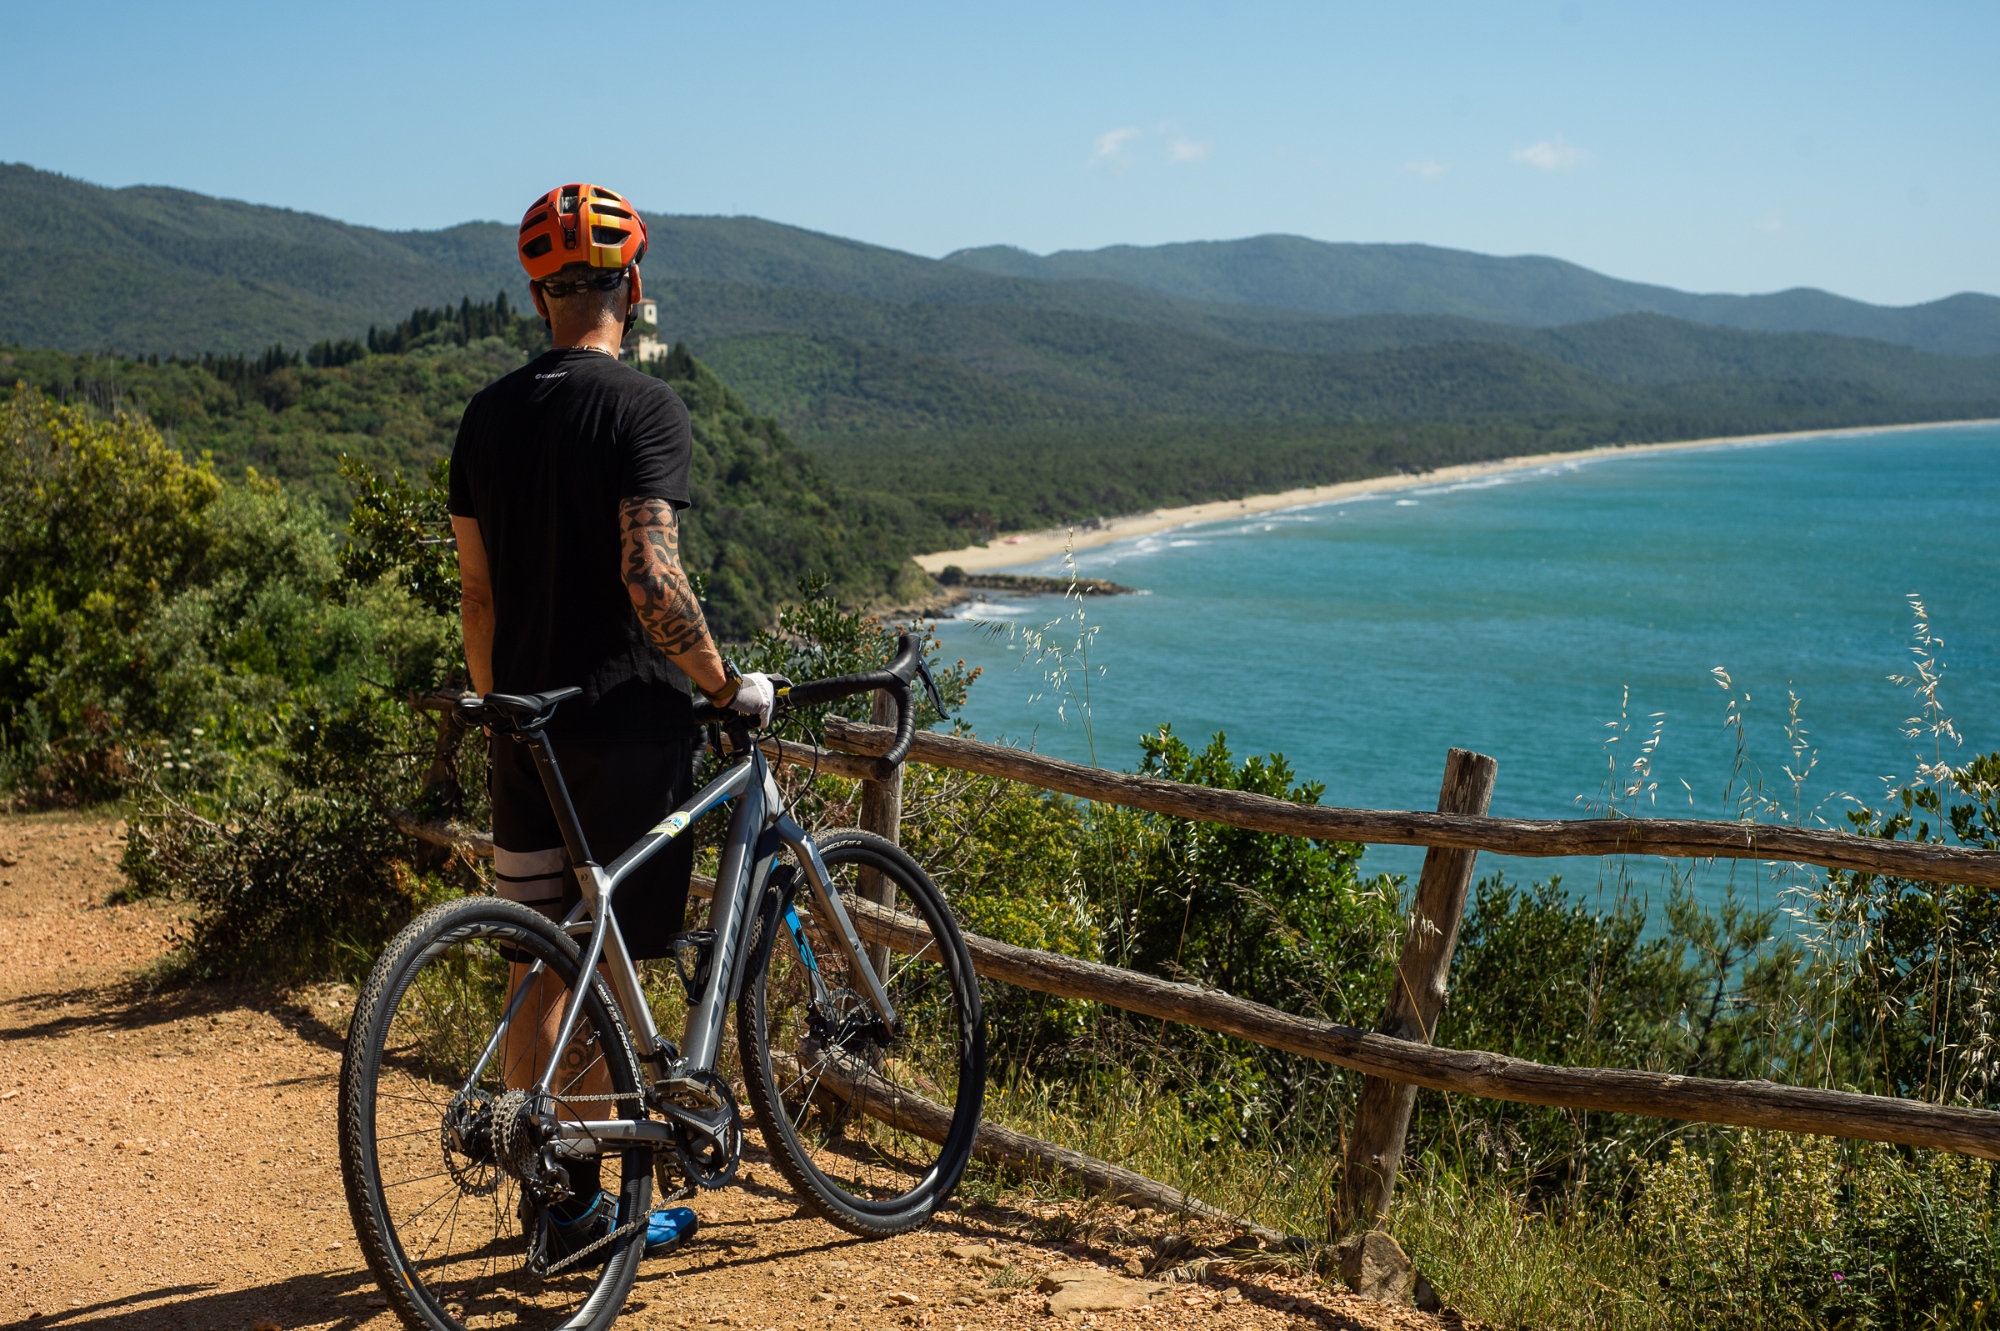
[448,182,774,1263]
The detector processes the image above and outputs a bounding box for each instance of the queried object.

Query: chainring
[668,1070,744,1190]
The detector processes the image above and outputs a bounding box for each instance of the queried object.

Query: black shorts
[488,726,695,963]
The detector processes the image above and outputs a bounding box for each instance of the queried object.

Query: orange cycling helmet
[517,183,648,282]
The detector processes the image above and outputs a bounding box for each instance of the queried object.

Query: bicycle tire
[738,829,985,1237]
[339,896,650,1331]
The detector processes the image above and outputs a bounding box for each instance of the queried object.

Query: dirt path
[1,813,1462,1331]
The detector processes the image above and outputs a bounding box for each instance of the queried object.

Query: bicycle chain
[530,1212,650,1278]
[514,1086,700,1277]
[525,1090,664,1278]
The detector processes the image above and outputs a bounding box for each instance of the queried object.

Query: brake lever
[913,655,948,719]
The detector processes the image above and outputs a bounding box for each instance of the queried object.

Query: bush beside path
[0,812,1466,1331]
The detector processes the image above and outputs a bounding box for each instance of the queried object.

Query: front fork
[778,819,899,1032]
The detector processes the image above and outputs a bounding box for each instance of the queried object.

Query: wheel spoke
[884,939,938,992]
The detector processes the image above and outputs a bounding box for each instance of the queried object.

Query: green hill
[0,337,925,637]
[0,164,522,354]
[944,236,2000,355]
[644,280,2000,439]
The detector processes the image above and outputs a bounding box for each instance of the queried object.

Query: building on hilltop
[625,297,667,364]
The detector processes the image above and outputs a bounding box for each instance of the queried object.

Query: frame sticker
[649,810,693,839]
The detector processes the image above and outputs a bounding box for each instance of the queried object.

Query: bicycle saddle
[475,687,582,732]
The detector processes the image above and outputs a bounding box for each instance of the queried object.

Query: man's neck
[553,325,623,357]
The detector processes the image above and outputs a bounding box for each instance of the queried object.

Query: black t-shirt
[448,347,696,737]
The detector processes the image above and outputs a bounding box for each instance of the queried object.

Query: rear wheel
[739,830,985,1237]
[339,897,650,1331]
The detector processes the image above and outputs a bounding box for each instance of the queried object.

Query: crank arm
[545,1119,672,1157]
[550,1104,733,1149]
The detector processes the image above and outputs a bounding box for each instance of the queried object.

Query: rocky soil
[0,811,1469,1331]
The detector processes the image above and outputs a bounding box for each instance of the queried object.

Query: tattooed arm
[452,515,497,696]
[618,497,728,697]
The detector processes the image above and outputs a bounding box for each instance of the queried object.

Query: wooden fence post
[857,688,904,975]
[1335,746,1498,1235]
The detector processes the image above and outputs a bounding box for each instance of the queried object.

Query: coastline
[912,417,2000,575]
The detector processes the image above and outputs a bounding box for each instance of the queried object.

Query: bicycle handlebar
[692,632,944,766]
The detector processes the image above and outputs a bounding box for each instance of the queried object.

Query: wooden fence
[400,695,2000,1238]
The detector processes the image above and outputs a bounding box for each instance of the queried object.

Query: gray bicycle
[338,636,985,1331]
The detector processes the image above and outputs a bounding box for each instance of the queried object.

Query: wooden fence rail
[840,894,2000,1162]
[822,717,2000,889]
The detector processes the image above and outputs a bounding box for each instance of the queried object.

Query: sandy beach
[913,417,2000,575]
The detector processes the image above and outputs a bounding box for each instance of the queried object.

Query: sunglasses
[538,268,630,298]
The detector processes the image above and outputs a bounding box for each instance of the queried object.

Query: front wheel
[739,830,985,1237]
[339,896,650,1331]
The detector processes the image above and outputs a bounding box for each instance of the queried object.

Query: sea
[930,423,2000,915]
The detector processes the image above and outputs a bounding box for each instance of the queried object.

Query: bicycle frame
[466,730,897,1155]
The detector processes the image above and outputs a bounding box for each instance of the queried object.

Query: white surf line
[914,417,2000,575]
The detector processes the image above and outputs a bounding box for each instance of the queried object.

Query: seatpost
[520,732,596,867]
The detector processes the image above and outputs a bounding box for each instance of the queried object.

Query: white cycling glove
[726,671,777,727]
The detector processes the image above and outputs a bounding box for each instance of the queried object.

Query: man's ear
[528,280,550,321]
[628,266,643,307]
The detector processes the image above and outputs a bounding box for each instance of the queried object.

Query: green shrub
[1103,725,1400,1016]
[125,776,427,982]
[1639,1131,2000,1329]
[116,616,471,982]
[1802,755,2000,1104]
[0,389,461,807]
[0,391,220,800]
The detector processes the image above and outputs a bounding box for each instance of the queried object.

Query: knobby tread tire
[338,896,650,1331]
[738,829,986,1238]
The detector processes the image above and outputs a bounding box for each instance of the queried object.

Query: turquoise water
[932,424,2000,904]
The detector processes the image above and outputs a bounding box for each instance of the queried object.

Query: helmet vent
[590,226,630,246]
[521,234,553,260]
[519,211,549,232]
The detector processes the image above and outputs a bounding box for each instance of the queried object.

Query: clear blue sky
[6,0,1995,306]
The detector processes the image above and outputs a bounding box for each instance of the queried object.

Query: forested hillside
[0,330,927,637]
[0,165,522,353]
[656,282,2000,438]
[806,400,1996,538]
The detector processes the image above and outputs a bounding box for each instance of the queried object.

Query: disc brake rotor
[440,1090,501,1197]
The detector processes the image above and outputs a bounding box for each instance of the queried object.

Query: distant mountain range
[5,162,1999,495]
[945,237,2000,356]
[7,160,1998,358]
